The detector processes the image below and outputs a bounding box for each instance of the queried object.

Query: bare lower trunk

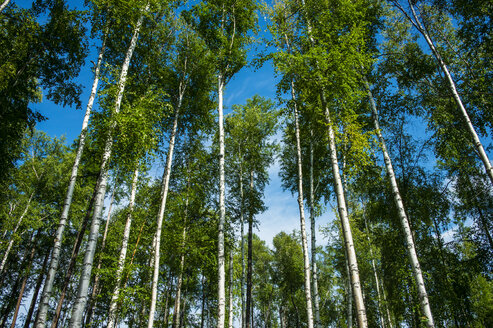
[245,174,253,328]
[291,80,314,328]
[216,74,226,328]
[172,223,187,328]
[309,131,321,328]
[228,250,234,328]
[0,191,34,274]
[364,216,386,328]
[35,31,107,328]
[239,166,245,328]
[84,187,115,328]
[148,87,183,328]
[24,248,50,328]
[10,233,38,328]
[345,247,353,328]
[107,168,139,328]
[323,98,367,328]
[51,190,97,328]
[69,8,147,326]
[365,80,434,328]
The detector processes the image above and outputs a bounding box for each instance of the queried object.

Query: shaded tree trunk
[51,188,97,328]
[35,30,107,328]
[148,81,184,328]
[24,247,50,328]
[107,168,139,328]
[228,251,234,328]
[290,79,314,328]
[84,185,115,328]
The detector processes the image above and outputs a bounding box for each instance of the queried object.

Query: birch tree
[68,4,150,327]
[185,2,258,326]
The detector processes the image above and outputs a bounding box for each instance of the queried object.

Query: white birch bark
[106,168,139,328]
[393,0,493,185]
[0,191,34,274]
[68,7,147,327]
[173,212,188,328]
[35,32,107,328]
[216,74,226,328]
[297,3,368,323]
[228,250,234,328]
[309,132,321,328]
[0,0,10,12]
[365,80,434,327]
[324,100,368,328]
[239,165,245,328]
[363,215,386,328]
[147,85,184,328]
[85,185,115,328]
[291,79,314,328]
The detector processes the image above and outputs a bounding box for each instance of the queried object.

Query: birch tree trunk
[23,247,50,328]
[35,32,107,328]
[309,132,321,328]
[10,231,38,328]
[365,81,434,327]
[147,84,184,328]
[68,8,147,327]
[106,168,139,328]
[291,79,314,328]
[228,250,234,328]
[393,0,493,185]
[323,98,367,328]
[363,215,386,328]
[0,0,10,12]
[245,172,254,328]
[239,165,246,328]
[216,74,226,328]
[84,186,116,328]
[172,221,187,328]
[51,189,98,328]
[0,191,34,274]
[298,2,367,325]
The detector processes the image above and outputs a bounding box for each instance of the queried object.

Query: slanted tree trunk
[35,31,107,328]
[0,0,11,12]
[309,130,321,328]
[51,189,97,328]
[217,73,226,328]
[393,0,493,185]
[290,79,314,328]
[346,254,353,328]
[68,8,147,326]
[107,168,139,328]
[0,191,34,274]
[298,1,367,325]
[24,247,50,328]
[148,79,185,328]
[365,80,434,328]
[323,98,367,328]
[10,230,38,328]
[84,185,115,328]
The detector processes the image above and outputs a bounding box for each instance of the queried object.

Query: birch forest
[1,0,492,327]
